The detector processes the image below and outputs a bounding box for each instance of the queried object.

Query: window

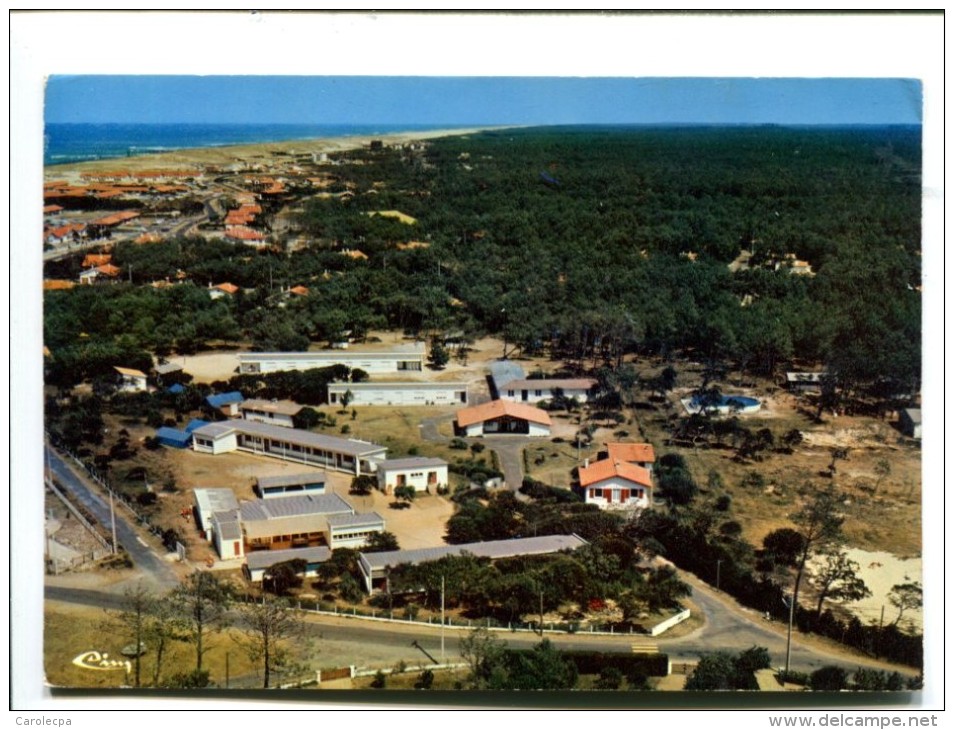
[535,390,543,397]
[590,488,603,499]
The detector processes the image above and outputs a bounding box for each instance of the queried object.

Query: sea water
[44,123,460,166]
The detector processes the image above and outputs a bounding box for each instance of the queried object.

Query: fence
[46,477,113,553]
[47,436,180,556]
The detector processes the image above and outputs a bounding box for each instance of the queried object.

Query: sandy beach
[45,125,513,175]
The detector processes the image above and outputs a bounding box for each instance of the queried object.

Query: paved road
[45,446,180,590]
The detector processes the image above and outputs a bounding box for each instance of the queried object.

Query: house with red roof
[455,400,551,437]
[605,442,657,476]
[578,458,653,510]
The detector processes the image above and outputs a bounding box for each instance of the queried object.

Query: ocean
[43,123,463,166]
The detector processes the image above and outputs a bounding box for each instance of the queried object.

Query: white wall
[584,477,650,510]
[378,465,448,493]
[329,384,466,406]
[242,411,296,428]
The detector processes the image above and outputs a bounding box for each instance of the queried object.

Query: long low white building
[499,378,598,404]
[191,419,387,475]
[358,534,588,593]
[327,381,469,406]
[238,343,425,375]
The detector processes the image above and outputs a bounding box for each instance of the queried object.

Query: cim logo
[71,651,132,673]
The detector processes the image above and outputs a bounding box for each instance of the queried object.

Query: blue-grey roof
[360,534,587,572]
[193,488,239,515]
[191,418,388,457]
[257,472,327,490]
[206,391,244,408]
[167,383,186,394]
[489,360,526,389]
[239,493,353,522]
[376,457,448,471]
[185,418,210,433]
[327,511,385,529]
[156,427,191,446]
[212,511,243,541]
[246,546,333,572]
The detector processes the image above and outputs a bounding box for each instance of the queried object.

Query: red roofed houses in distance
[455,400,551,437]
[578,459,653,511]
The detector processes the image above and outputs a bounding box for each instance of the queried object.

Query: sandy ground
[46,126,514,177]
[807,549,923,632]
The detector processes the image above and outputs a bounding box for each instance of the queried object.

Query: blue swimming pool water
[690,395,760,409]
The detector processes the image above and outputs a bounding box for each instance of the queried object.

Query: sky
[45,75,922,126]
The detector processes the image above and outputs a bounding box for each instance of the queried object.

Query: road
[45,445,180,590]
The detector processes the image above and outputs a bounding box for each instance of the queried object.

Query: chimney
[583,458,589,468]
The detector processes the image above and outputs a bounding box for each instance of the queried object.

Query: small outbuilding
[114,366,148,393]
[156,427,192,449]
[376,457,449,494]
[206,391,245,417]
[899,408,922,439]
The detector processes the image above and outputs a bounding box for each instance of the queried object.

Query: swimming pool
[682,394,762,415]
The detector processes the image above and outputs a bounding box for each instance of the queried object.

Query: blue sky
[45,76,922,126]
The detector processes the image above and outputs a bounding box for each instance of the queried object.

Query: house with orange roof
[43,205,63,215]
[43,279,75,291]
[340,249,368,261]
[134,233,163,244]
[455,400,551,437]
[224,226,265,242]
[209,282,240,299]
[82,253,112,268]
[114,366,148,393]
[288,285,309,297]
[605,442,657,476]
[578,459,653,510]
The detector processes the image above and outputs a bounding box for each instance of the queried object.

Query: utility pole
[539,588,544,637]
[109,488,118,555]
[716,559,722,591]
[783,591,795,677]
[440,574,445,664]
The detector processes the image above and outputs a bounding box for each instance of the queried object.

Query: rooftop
[456,400,551,428]
[240,398,304,416]
[377,457,448,471]
[206,391,244,408]
[506,378,598,392]
[193,487,240,515]
[245,545,333,572]
[257,472,327,490]
[360,534,588,571]
[605,442,656,464]
[327,512,386,529]
[489,360,526,389]
[192,419,388,457]
[578,459,652,488]
[239,493,354,522]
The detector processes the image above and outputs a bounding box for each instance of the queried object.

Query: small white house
[455,400,551,437]
[191,422,240,455]
[328,381,469,406]
[376,457,449,494]
[114,366,148,393]
[579,459,652,510]
[240,398,303,428]
[500,378,598,404]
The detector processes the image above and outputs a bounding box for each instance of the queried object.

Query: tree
[293,406,321,430]
[263,559,307,596]
[788,485,846,617]
[873,458,891,496]
[235,595,306,689]
[810,665,848,692]
[108,583,153,687]
[685,647,770,690]
[349,474,376,496]
[145,595,182,688]
[888,582,922,630]
[172,571,233,672]
[394,485,417,504]
[428,341,450,370]
[762,528,807,567]
[364,531,399,553]
[811,550,871,619]
[827,447,849,477]
[340,389,354,410]
[491,640,578,691]
[459,627,507,690]
[635,565,692,613]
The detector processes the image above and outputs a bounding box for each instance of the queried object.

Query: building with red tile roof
[82,253,113,268]
[578,459,652,510]
[455,400,551,437]
[224,226,265,242]
[605,442,656,473]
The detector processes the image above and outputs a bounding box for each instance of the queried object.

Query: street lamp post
[783,591,795,678]
[716,559,722,591]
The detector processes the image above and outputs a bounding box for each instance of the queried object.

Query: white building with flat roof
[237,343,425,375]
[191,419,387,475]
[376,457,449,494]
[327,381,468,407]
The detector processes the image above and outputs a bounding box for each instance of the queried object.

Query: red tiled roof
[456,400,551,428]
[43,205,64,214]
[224,226,265,241]
[606,442,656,465]
[96,264,121,277]
[91,211,140,227]
[288,285,309,296]
[82,253,112,268]
[578,459,652,488]
[213,282,240,294]
[43,279,75,291]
